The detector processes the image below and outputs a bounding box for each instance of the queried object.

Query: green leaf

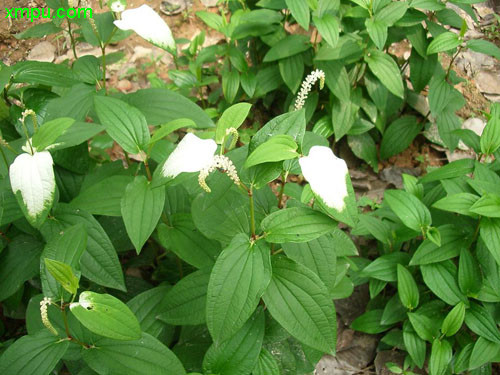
[351,309,391,334]
[121,176,165,253]
[361,252,411,282]
[40,224,87,299]
[480,217,500,266]
[241,70,257,98]
[384,190,431,232]
[245,135,298,168]
[285,0,310,30]
[203,308,264,375]
[480,115,500,155]
[70,291,141,341]
[410,225,467,265]
[196,11,224,31]
[70,175,134,216]
[470,193,500,217]
[206,235,272,343]
[0,235,43,301]
[469,337,500,369]
[15,22,61,39]
[410,49,438,92]
[263,35,311,62]
[31,118,75,151]
[397,264,419,310]
[192,188,249,244]
[0,330,69,375]
[464,302,500,344]
[222,69,240,104]
[215,103,252,144]
[313,14,339,47]
[365,18,388,50]
[127,286,172,338]
[94,96,150,154]
[262,257,337,354]
[408,311,439,342]
[149,118,196,148]
[73,55,102,84]
[316,61,350,101]
[44,259,79,295]
[12,61,78,87]
[421,261,468,305]
[279,54,304,94]
[441,302,465,336]
[249,110,306,153]
[52,121,105,151]
[253,348,280,375]
[261,207,337,243]
[347,133,379,172]
[125,88,214,128]
[432,193,479,217]
[429,339,452,375]
[420,158,475,183]
[282,233,337,291]
[331,97,359,140]
[158,268,210,325]
[375,1,408,24]
[380,116,422,159]
[83,332,186,375]
[427,32,460,54]
[458,248,482,295]
[403,324,426,368]
[466,39,500,60]
[365,50,404,99]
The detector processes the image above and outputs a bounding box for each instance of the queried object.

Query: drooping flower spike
[299,146,349,211]
[114,5,176,52]
[294,69,325,111]
[162,133,240,192]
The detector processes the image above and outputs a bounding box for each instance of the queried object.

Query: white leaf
[299,146,349,211]
[114,5,176,51]
[9,151,55,227]
[162,133,217,178]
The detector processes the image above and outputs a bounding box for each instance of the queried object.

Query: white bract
[299,146,349,211]
[114,5,175,51]
[162,133,217,178]
[9,151,55,227]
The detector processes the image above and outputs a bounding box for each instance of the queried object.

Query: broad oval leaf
[83,332,186,375]
[94,96,150,154]
[121,176,165,253]
[397,264,419,310]
[0,330,69,375]
[365,49,404,99]
[262,257,337,354]
[207,235,271,343]
[384,189,431,232]
[464,302,500,344]
[158,268,211,325]
[427,32,460,54]
[263,35,311,62]
[441,302,465,336]
[70,291,141,340]
[421,261,468,306]
[261,207,337,243]
[245,135,299,168]
[215,103,252,144]
[429,339,452,375]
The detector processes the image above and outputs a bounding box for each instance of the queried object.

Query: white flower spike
[299,146,349,211]
[9,151,55,228]
[162,133,217,178]
[294,69,325,111]
[114,5,176,51]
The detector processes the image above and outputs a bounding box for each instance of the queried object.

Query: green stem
[249,187,256,237]
[446,45,462,81]
[175,256,184,279]
[20,118,34,155]
[67,20,78,60]
[0,147,8,169]
[101,45,107,94]
[277,171,287,208]
[144,158,153,181]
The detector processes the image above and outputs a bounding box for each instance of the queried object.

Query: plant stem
[161,212,170,226]
[175,256,184,278]
[101,45,107,94]
[446,46,462,81]
[249,187,256,237]
[277,171,287,208]
[67,20,78,59]
[144,158,153,181]
[0,147,9,169]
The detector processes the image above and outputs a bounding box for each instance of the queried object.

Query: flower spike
[294,69,326,111]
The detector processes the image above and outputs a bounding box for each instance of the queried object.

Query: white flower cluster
[294,69,326,111]
[40,297,58,335]
[110,0,126,13]
[198,155,240,193]
[225,127,239,150]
